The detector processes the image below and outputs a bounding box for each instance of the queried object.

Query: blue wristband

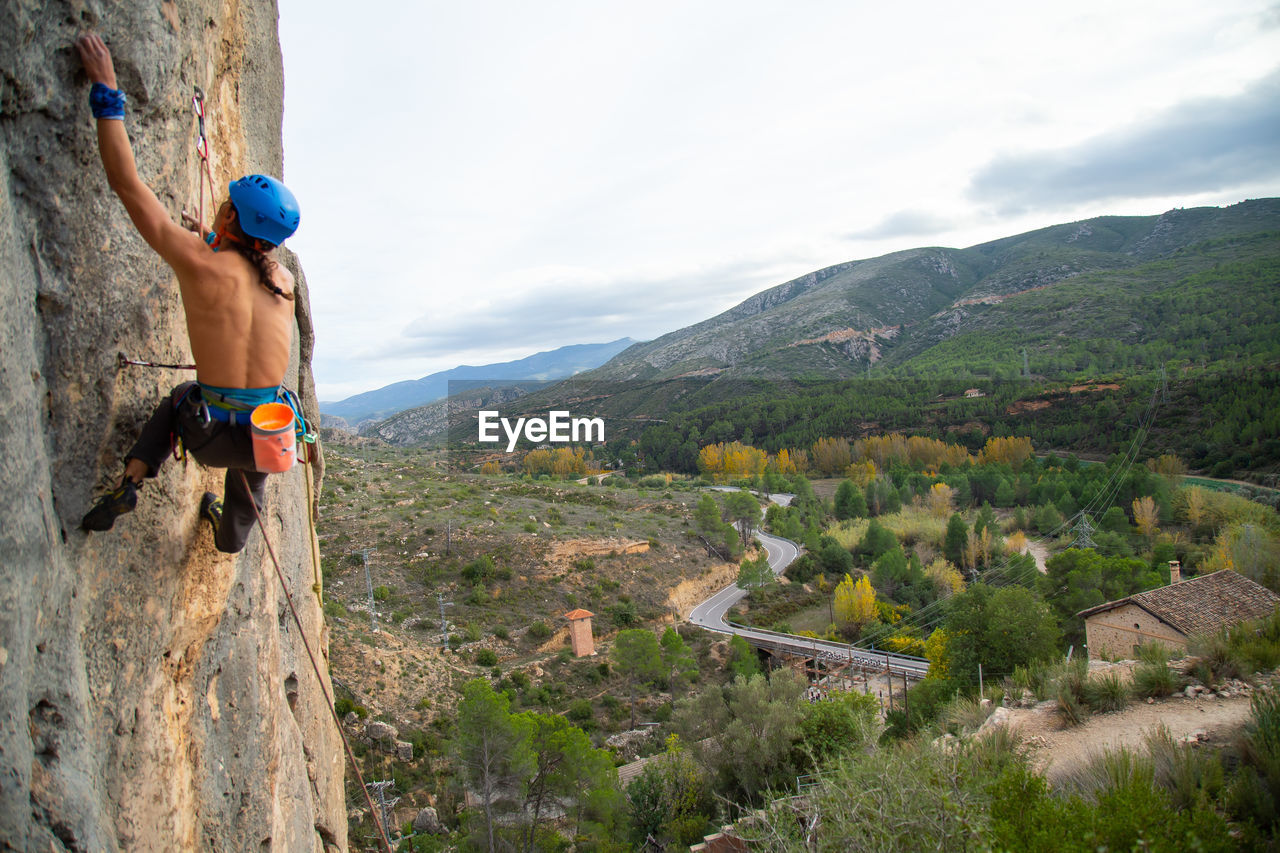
[90,82,126,120]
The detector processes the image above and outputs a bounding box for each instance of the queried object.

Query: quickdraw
[192,87,217,235]
[118,353,197,371]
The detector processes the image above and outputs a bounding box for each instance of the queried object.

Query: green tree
[860,519,899,560]
[674,672,808,803]
[517,712,621,851]
[723,489,762,548]
[818,538,854,575]
[834,479,868,520]
[1041,548,1164,645]
[626,736,713,849]
[736,552,774,589]
[944,513,968,568]
[798,690,880,765]
[728,634,761,679]
[994,478,1016,508]
[692,493,741,560]
[613,629,664,728]
[456,679,535,852]
[660,627,699,696]
[944,584,1060,683]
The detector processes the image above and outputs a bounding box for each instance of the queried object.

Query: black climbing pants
[127,381,268,554]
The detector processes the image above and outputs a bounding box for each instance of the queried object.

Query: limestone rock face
[0,3,344,851]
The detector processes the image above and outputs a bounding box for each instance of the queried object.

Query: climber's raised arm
[74,34,199,271]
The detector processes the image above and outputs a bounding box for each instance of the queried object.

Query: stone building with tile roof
[1078,569,1280,660]
[564,609,596,657]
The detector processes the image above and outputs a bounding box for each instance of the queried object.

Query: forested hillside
[423,201,1279,483]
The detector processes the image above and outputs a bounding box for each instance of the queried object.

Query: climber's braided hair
[224,212,295,301]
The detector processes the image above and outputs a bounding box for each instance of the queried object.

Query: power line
[351,548,378,633]
[436,590,455,649]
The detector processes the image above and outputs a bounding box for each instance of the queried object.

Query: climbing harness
[238,469,392,853]
[191,87,217,236]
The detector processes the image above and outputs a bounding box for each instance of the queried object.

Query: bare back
[176,241,295,389]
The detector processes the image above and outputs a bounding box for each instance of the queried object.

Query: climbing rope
[238,469,393,853]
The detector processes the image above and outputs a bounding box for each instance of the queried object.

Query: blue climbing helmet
[227,175,300,246]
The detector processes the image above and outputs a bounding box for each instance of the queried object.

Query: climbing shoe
[200,492,223,537]
[81,479,138,531]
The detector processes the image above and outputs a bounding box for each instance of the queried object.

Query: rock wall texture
[1,2,346,850]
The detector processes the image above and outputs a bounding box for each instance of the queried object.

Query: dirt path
[1025,541,1049,574]
[1005,692,1254,781]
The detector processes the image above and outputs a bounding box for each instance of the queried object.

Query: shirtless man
[76,34,301,553]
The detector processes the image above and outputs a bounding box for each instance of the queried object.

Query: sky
[276,0,1280,401]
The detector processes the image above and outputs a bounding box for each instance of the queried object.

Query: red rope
[237,470,393,853]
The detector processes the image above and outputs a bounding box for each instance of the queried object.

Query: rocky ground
[981,660,1273,782]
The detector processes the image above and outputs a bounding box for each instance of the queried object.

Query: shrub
[475,648,498,666]
[1082,671,1129,714]
[1136,642,1171,665]
[1132,661,1180,698]
[1056,685,1088,726]
[1143,725,1225,811]
[492,624,510,640]
[940,695,995,736]
[567,699,594,723]
[528,621,552,641]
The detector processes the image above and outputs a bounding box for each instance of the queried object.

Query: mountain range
[587,199,1280,383]
[321,338,637,425]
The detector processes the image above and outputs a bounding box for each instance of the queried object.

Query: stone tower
[564,609,596,657]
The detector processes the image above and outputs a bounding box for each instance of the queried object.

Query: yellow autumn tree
[924,627,952,679]
[924,558,963,598]
[811,437,853,477]
[1203,523,1280,588]
[523,446,589,479]
[833,573,877,632]
[844,459,877,487]
[977,436,1034,470]
[698,441,768,482]
[926,482,956,518]
[1005,529,1028,555]
[770,448,799,477]
[1132,495,1160,543]
[480,460,501,476]
[1146,454,1187,485]
[1179,486,1209,532]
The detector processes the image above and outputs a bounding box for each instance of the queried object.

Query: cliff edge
[1,2,345,850]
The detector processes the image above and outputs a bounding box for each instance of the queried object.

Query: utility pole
[1021,348,1030,379]
[367,780,398,843]
[436,590,455,649]
[351,548,378,633]
[1070,514,1097,550]
[446,518,452,556]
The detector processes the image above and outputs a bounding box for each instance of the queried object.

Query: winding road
[687,491,931,679]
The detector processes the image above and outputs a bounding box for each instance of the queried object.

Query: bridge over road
[686,500,929,680]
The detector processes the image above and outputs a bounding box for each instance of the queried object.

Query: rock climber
[76,34,301,553]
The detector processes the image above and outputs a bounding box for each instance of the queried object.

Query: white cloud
[280,0,1280,399]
